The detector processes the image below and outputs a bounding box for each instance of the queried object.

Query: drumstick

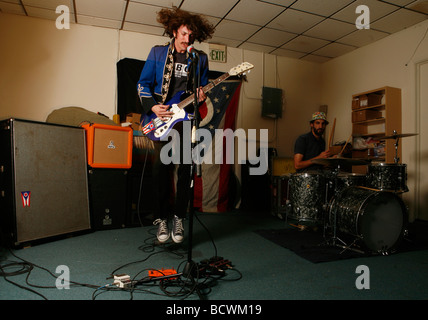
[339,134,352,156]
[327,118,336,150]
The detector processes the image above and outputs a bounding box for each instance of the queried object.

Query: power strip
[113,274,131,288]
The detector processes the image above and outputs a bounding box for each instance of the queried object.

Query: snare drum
[367,163,408,193]
[335,173,366,195]
[288,172,327,225]
[329,186,407,254]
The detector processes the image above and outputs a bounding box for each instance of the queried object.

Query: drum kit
[280,132,417,255]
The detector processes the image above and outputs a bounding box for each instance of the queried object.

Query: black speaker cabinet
[0,118,91,246]
[87,168,127,230]
[240,162,271,213]
[261,87,283,119]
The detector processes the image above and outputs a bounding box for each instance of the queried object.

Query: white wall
[0,14,119,121]
[321,19,428,220]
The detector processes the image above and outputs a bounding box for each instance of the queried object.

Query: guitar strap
[141,42,175,135]
[160,41,175,105]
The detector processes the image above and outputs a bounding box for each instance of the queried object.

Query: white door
[417,61,428,220]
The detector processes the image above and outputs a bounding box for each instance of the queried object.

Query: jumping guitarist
[137,7,215,244]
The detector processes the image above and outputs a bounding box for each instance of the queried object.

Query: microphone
[187,45,199,57]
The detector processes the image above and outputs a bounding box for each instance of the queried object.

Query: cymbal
[378,133,418,139]
[312,157,369,166]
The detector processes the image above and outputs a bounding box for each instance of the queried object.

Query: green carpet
[1,211,428,302]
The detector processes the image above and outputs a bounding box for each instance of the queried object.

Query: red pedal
[148,268,178,280]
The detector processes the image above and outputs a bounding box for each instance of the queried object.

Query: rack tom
[334,173,366,194]
[367,163,408,193]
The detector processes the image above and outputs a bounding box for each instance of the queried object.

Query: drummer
[294,111,331,172]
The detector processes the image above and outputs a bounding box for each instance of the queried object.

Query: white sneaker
[154,219,169,243]
[171,215,184,244]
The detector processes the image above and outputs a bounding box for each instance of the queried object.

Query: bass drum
[329,187,407,254]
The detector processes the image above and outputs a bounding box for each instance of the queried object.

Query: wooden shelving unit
[351,86,402,171]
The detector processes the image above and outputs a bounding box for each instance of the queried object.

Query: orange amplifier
[82,123,133,169]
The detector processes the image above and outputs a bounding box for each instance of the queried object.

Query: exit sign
[209,44,227,63]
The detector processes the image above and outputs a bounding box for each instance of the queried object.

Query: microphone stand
[182,51,204,299]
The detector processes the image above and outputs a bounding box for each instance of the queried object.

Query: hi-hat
[312,157,369,166]
[378,133,418,139]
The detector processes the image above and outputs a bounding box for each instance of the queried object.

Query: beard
[313,128,324,137]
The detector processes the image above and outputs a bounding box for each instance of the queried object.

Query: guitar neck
[177,72,231,109]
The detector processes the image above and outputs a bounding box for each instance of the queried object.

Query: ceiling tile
[22,0,74,11]
[281,35,330,52]
[214,19,261,41]
[382,0,418,6]
[258,0,295,8]
[75,0,126,21]
[131,0,181,7]
[338,28,389,47]
[239,42,276,53]
[407,0,428,14]
[26,7,55,20]
[301,54,332,63]
[290,0,354,17]
[208,36,243,47]
[77,15,122,29]
[203,15,222,27]
[270,47,307,59]
[122,21,165,35]
[332,0,399,24]
[312,42,356,58]
[125,2,160,25]
[304,18,356,41]
[180,0,240,18]
[267,8,325,33]
[226,0,283,26]
[0,1,26,15]
[371,8,428,33]
[247,27,296,47]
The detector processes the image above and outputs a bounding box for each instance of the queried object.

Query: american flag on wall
[193,79,242,212]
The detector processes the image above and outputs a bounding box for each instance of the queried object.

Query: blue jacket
[137,41,209,115]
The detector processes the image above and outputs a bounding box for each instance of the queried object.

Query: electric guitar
[141,62,254,141]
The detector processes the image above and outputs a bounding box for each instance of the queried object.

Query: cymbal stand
[322,167,337,239]
[329,209,346,248]
[321,166,346,248]
[393,137,400,163]
[392,130,400,163]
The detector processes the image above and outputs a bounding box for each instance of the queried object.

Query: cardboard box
[82,123,133,169]
[352,124,368,135]
[352,97,360,110]
[367,93,383,106]
[358,93,383,108]
[359,95,368,108]
[126,113,141,130]
[352,110,382,122]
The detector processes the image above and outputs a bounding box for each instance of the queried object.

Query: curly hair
[157,7,215,43]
